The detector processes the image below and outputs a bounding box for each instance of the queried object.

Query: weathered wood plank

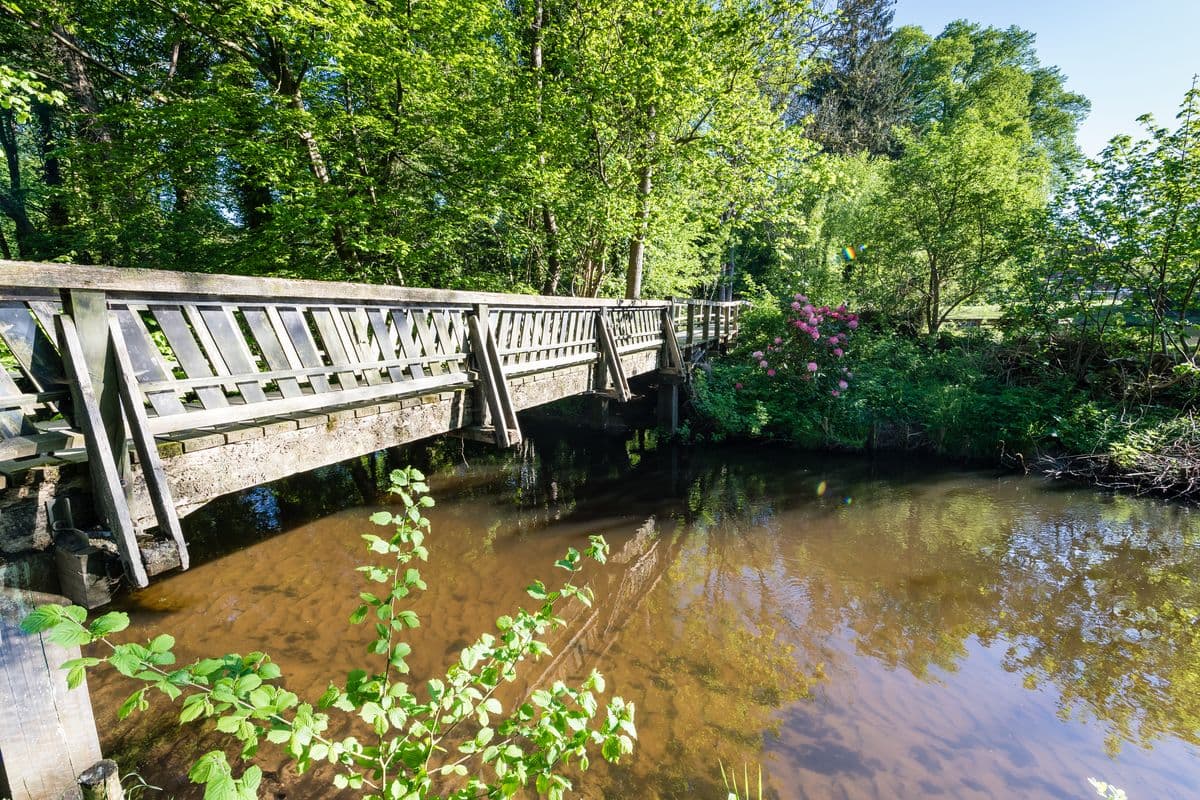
[263,305,307,380]
[430,309,462,374]
[661,308,684,372]
[410,309,445,377]
[345,308,385,386]
[331,307,381,385]
[365,308,407,383]
[145,372,472,435]
[197,306,269,404]
[0,430,84,461]
[276,307,334,393]
[466,304,520,447]
[394,309,430,381]
[494,310,515,368]
[0,364,32,438]
[113,307,188,418]
[308,306,360,391]
[0,261,673,309]
[241,307,304,398]
[0,302,65,392]
[596,309,631,403]
[152,306,230,409]
[62,290,130,492]
[0,590,104,800]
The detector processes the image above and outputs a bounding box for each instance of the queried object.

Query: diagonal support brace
[596,309,631,403]
[55,314,148,588]
[467,304,522,448]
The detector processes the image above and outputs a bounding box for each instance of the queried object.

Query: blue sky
[892,0,1200,155]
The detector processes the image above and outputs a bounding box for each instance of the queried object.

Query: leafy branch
[22,466,634,800]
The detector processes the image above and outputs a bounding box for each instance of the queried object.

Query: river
[87,422,1200,799]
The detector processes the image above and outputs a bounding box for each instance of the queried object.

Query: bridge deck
[0,262,741,592]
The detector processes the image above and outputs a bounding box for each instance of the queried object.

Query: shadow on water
[86,409,1200,799]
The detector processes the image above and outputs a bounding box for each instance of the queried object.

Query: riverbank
[687,326,1200,503]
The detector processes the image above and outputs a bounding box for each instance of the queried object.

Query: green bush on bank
[689,321,1193,477]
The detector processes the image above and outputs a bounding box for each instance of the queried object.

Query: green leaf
[89,612,130,637]
[19,605,63,633]
[193,658,226,677]
[118,688,148,720]
[369,511,394,526]
[66,665,86,690]
[46,623,94,648]
[149,633,176,654]
[180,695,209,723]
[235,674,263,694]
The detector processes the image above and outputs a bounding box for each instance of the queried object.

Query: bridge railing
[0,261,742,586]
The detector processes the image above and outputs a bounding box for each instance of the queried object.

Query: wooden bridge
[0,261,741,598]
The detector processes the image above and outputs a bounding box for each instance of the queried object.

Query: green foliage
[1016,88,1200,373]
[842,76,1050,332]
[1,0,820,297]
[0,65,66,123]
[695,321,1104,457]
[22,467,634,800]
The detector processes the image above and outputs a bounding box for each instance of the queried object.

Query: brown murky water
[88,427,1200,799]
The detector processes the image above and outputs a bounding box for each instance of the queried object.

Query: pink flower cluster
[745,292,859,398]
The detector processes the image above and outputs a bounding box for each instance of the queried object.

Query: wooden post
[466,304,521,448]
[595,310,631,403]
[660,308,684,375]
[686,302,695,349]
[60,290,128,493]
[0,590,104,800]
[588,395,610,431]
[702,303,711,344]
[55,314,148,588]
[78,759,124,800]
[656,382,678,433]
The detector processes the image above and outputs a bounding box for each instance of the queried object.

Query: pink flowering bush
[744,293,858,398]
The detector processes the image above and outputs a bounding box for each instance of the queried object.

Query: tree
[798,0,909,156]
[900,20,1090,175]
[1038,88,1200,372]
[858,111,1048,333]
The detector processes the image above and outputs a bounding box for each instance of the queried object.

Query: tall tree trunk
[626,104,656,300]
[927,255,940,334]
[288,87,357,268]
[626,162,653,299]
[55,26,111,145]
[0,109,38,257]
[264,38,357,269]
[530,0,563,295]
[35,103,68,233]
[234,167,274,230]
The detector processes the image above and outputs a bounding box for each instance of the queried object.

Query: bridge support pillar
[588,395,611,430]
[657,381,679,433]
